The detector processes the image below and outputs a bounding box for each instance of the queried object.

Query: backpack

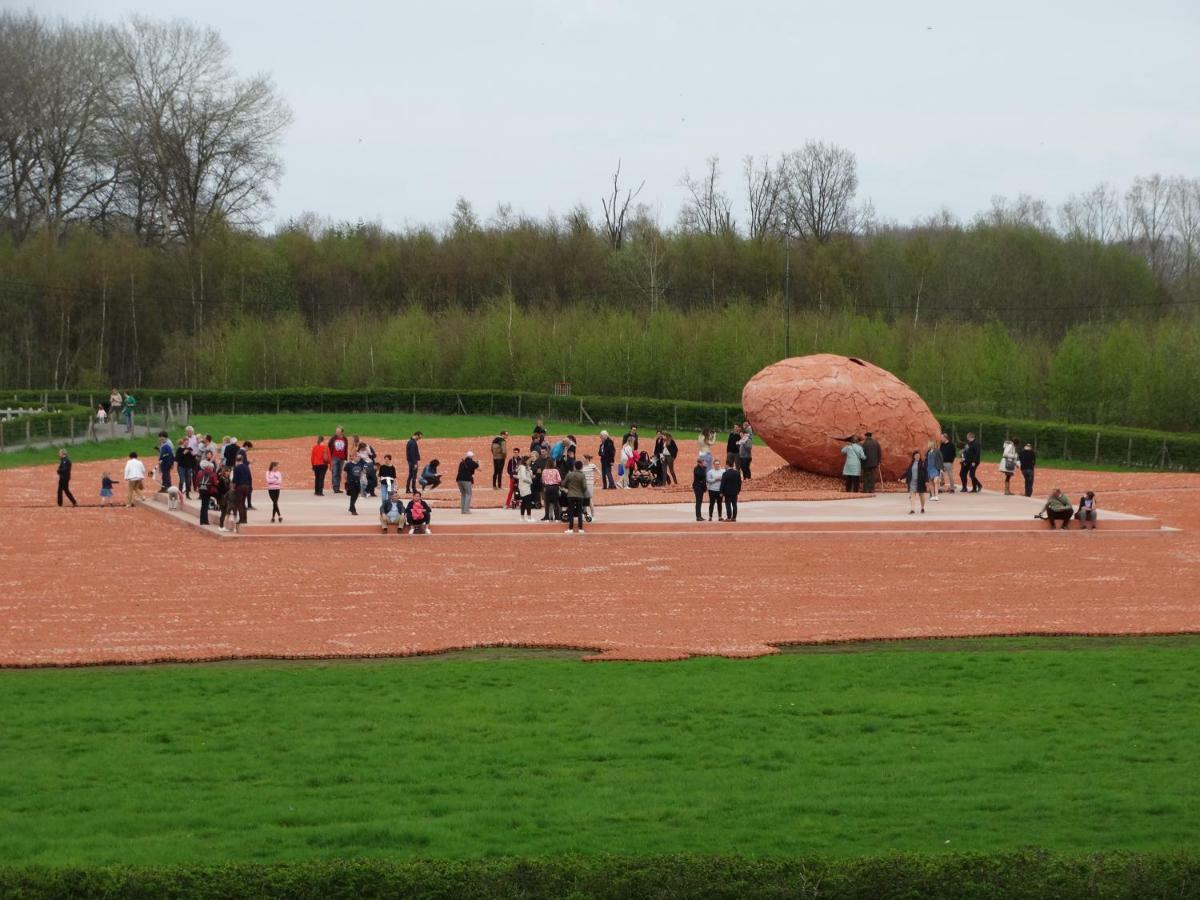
[197,469,216,493]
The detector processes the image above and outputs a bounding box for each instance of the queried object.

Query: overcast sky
[16,0,1200,232]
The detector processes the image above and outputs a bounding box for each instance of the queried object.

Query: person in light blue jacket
[841,435,867,493]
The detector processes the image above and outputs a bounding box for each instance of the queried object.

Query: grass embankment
[1,639,1196,865]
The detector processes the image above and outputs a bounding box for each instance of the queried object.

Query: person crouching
[406,491,433,534]
[1036,488,1074,529]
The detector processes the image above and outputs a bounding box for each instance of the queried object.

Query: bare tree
[678,155,734,236]
[600,159,643,250]
[1169,176,1200,284]
[617,204,669,313]
[1125,174,1177,284]
[978,193,1051,230]
[1058,183,1122,243]
[743,154,784,241]
[111,17,291,248]
[0,13,120,240]
[778,141,861,243]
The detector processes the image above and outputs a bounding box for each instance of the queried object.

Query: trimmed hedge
[0,405,94,447]
[5,388,1200,470]
[0,852,1197,899]
[938,414,1200,471]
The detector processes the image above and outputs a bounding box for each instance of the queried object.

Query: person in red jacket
[311,435,331,495]
[328,427,349,494]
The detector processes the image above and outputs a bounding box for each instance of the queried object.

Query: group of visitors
[97,389,138,432]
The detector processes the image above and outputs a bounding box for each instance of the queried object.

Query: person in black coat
[903,450,929,514]
[1018,443,1037,497]
[720,456,742,522]
[598,431,617,490]
[961,433,983,492]
[405,432,422,494]
[56,449,77,507]
[692,456,708,522]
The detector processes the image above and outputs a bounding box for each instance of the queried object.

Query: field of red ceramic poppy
[1,435,1198,665]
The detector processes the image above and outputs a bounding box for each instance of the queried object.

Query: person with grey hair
[456,451,479,514]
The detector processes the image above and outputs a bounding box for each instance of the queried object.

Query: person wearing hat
[56,448,78,507]
[456,451,480,514]
[861,431,882,493]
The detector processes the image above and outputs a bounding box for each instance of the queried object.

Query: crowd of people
[50,414,1099,531]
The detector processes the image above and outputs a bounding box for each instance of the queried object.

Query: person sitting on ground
[1036,488,1074,529]
[419,459,442,491]
[380,489,405,534]
[405,491,433,534]
[1076,490,1098,529]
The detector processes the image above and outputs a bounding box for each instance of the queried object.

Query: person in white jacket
[619,440,636,489]
[705,458,726,521]
[516,458,535,520]
[123,451,147,507]
[1000,439,1020,495]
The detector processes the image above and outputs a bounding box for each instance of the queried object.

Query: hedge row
[938,413,1200,471]
[4,388,1200,470]
[1,852,1196,899]
[0,405,94,447]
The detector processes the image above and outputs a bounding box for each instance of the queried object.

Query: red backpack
[409,501,426,522]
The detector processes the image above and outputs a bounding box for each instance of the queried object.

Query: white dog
[166,485,181,511]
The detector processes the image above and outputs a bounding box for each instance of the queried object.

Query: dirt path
[1,440,1197,665]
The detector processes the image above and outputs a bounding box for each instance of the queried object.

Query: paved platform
[144,487,1160,538]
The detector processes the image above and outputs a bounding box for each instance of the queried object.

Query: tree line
[2,11,1199,432]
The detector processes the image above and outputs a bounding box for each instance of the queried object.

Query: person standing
[720,455,742,522]
[938,433,957,493]
[903,450,929,514]
[925,440,943,502]
[232,452,253,526]
[405,431,422,494]
[328,428,349,494]
[196,460,217,526]
[726,425,742,460]
[122,392,137,432]
[737,428,753,480]
[697,428,715,469]
[1000,439,1020,495]
[598,430,616,489]
[860,431,881,493]
[541,459,563,521]
[1018,442,1037,498]
[311,436,331,495]
[841,436,866,493]
[456,451,479,514]
[505,447,521,508]
[962,432,983,492]
[491,430,508,489]
[123,452,146,507]
[619,438,636,489]
[378,454,398,497]
[692,456,708,522]
[563,460,589,534]
[622,424,639,452]
[517,456,535,521]
[664,432,679,485]
[176,439,195,499]
[156,431,175,492]
[56,449,78,507]
[581,453,598,518]
[266,462,283,523]
[705,457,726,521]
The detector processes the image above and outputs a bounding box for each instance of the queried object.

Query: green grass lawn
[1,638,1197,866]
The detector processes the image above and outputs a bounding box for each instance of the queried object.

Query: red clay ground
[1,435,1197,664]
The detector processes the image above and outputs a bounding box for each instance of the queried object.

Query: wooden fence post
[1126,438,1133,467]
[516,395,521,419]
[26,420,31,443]
[1093,431,1101,464]
[70,418,75,441]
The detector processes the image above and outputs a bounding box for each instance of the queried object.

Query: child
[266,461,283,523]
[96,405,108,425]
[99,472,114,507]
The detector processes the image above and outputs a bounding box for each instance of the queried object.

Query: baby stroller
[630,451,658,488]
[557,498,594,524]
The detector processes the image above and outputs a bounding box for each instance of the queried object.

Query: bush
[0,852,1196,899]
[0,404,94,447]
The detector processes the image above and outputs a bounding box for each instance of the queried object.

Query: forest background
[3,12,1199,431]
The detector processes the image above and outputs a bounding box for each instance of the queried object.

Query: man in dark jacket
[598,431,616,489]
[405,432,422,494]
[861,432,882,493]
[720,459,743,522]
[456,452,480,514]
[1018,443,1037,497]
[726,426,742,458]
[56,449,77,507]
[490,431,508,489]
[231,453,252,524]
[938,433,956,493]
[156,432,175,492]
[962,432,983,492]
[692,456,708,522]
